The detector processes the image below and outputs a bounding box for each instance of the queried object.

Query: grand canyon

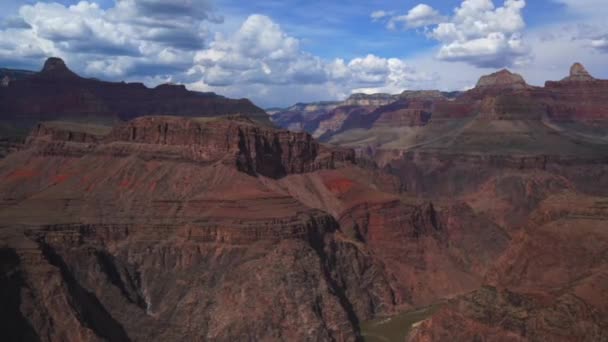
[1,56,607,341]
[1,0,608,341]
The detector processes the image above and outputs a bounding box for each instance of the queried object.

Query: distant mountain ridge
[272,63,608,145]
[0,57,270,128]
[271,90,461,136]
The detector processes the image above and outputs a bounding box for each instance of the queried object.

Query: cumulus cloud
[374,0,529,68]
[346,55,438,94]
[0,0,439,107]
[10,0,598,107]
[0,0,217,77]
[191,15,326,86]
[188,15,438,102]
[432,0,529,68]
[184,15,443,105]
[0,28,49,69]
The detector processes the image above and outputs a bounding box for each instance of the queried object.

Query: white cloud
[190,15,434,92]
[188,15,439,105]
[374,0,529,68]
[349,56,438,94]
[388,4,444,29]
[2,0,606,108]
[0,27,51,67]
[591,36,608,52]
[0,0,217,76]
[192,15,326,86]
[431,0,529,68]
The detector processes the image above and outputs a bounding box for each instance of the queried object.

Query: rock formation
[37,57,79,79]
[562,62,594,82]
[475,69,528,89]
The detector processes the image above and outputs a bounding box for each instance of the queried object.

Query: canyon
[0,115,507,341]
[1,59,607,341]
[271,63,608,341]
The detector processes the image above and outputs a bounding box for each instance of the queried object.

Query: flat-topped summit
[462,69,530,100]
[475,69,527,89]
[42,57,67,72]
[562,62,595,82]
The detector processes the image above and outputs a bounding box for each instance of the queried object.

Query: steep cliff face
[337,199,508,306]
[380,150,608,198]
[0,117,370,341]
[258,168,510,313]
[1,115,506,341]
[25,116,355,179]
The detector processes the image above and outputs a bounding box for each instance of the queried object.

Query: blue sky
[0,0,607,107]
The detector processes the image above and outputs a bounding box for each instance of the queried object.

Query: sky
[0,0,607,107]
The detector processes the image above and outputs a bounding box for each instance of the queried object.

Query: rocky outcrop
[37,57,80,79]
[463,69,533,102]
[476,69,528,89]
